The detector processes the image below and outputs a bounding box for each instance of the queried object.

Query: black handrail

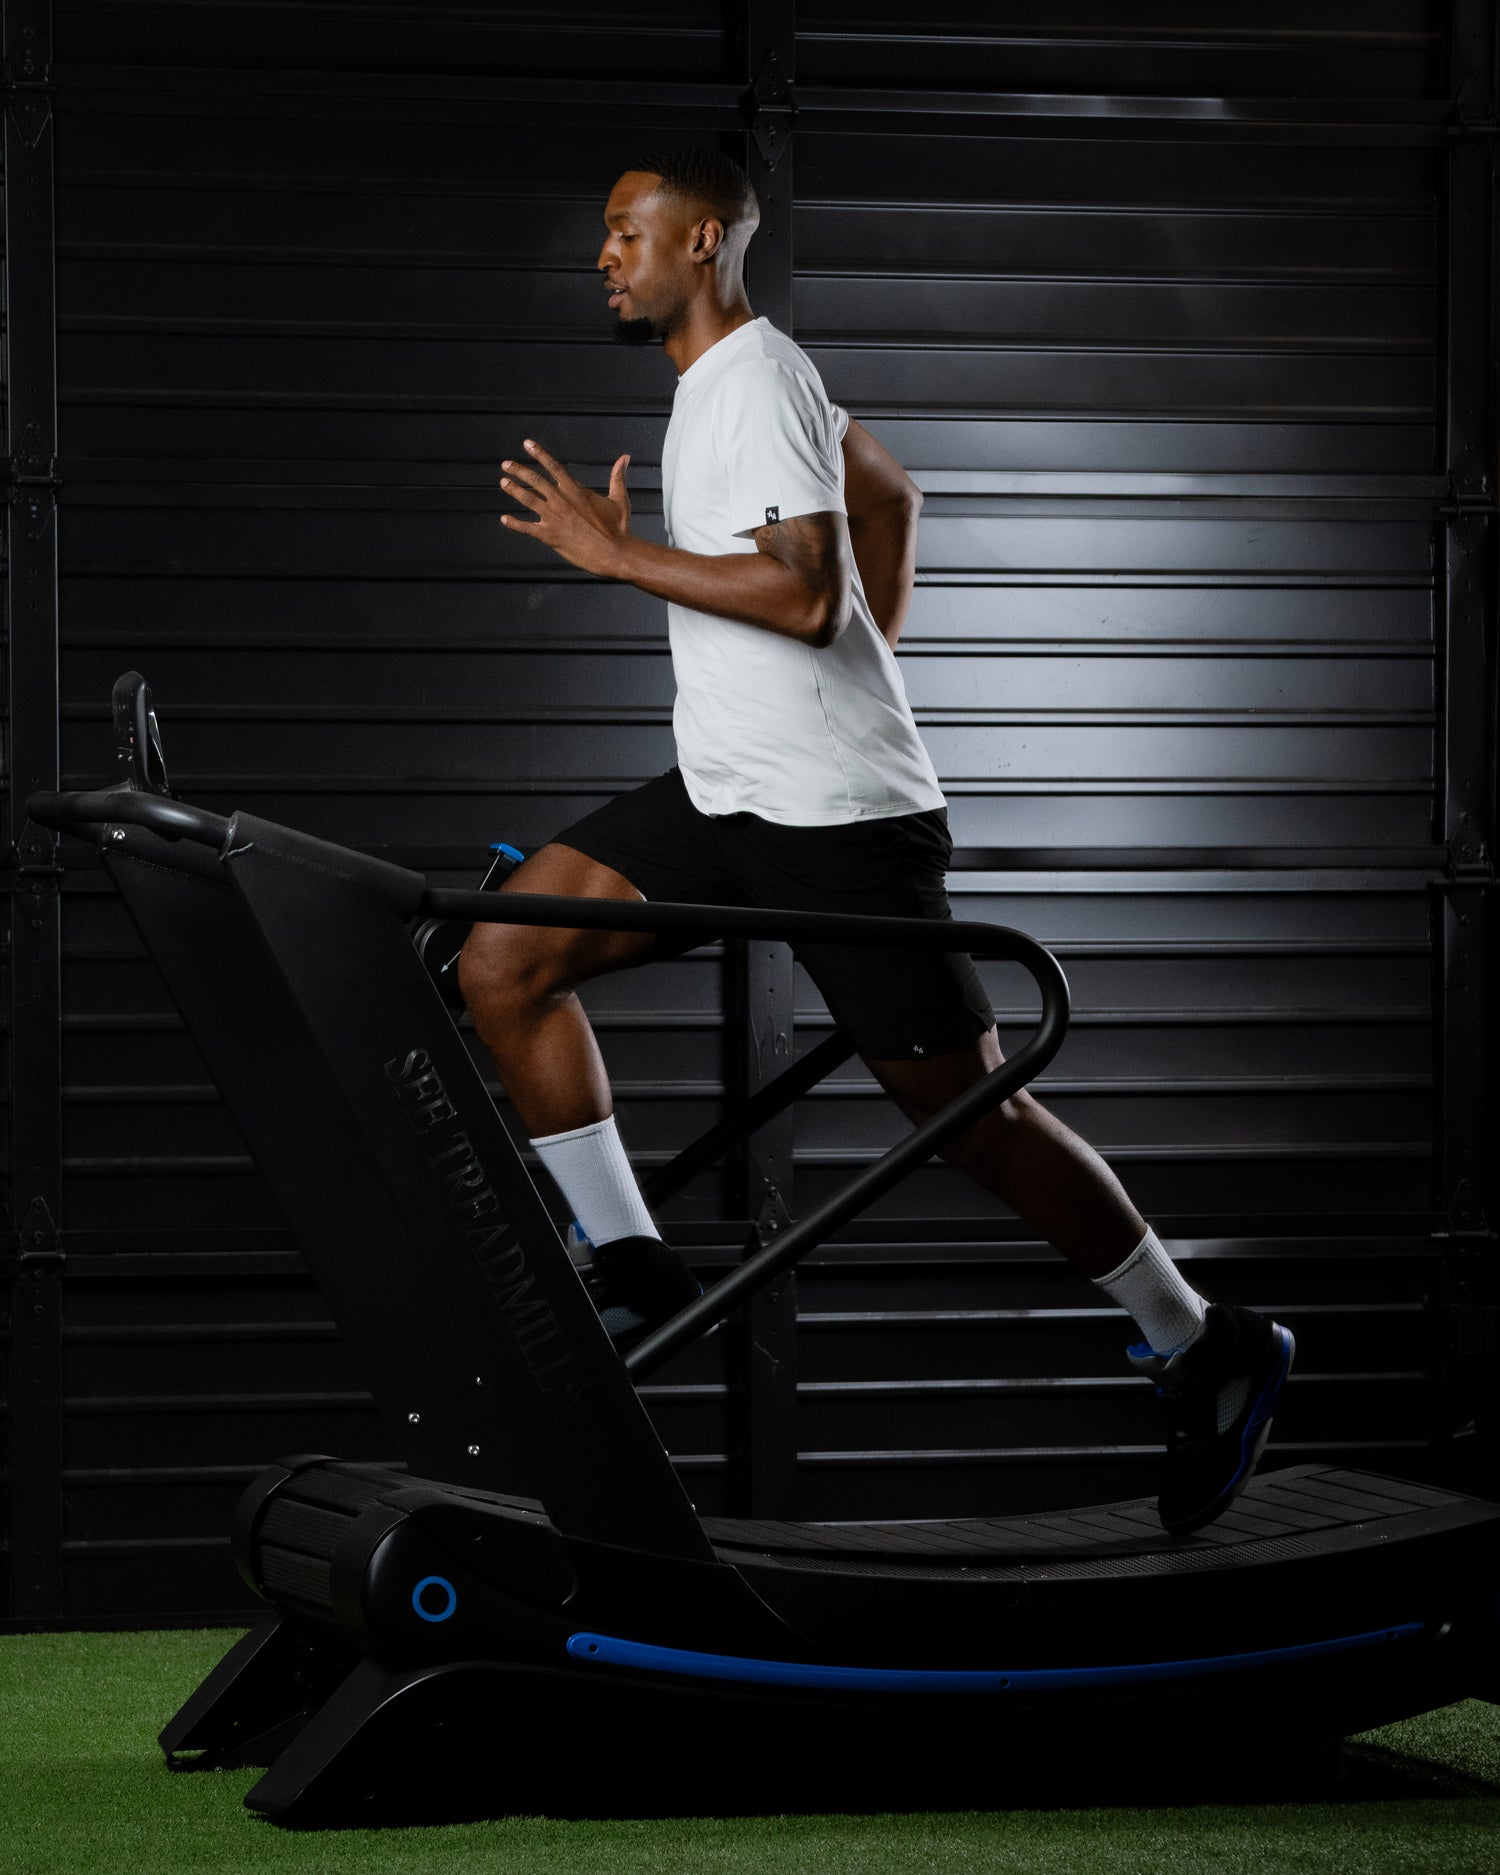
[424,886,1058,965]
[420,896,1072,1376]
[29,781,1072,1380]
[624,975,1067,1377]
[641,1030,858,1210]
[27,788,230,847]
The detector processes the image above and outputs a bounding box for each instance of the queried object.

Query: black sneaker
[576,1233,704,1352]
[1127,1303,1296,1536]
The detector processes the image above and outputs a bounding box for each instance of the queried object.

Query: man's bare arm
[615,509,852,648]
[499,440,852,648]
[840,417,923,649]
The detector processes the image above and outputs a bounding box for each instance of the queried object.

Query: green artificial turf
[2,1628,1498,1875]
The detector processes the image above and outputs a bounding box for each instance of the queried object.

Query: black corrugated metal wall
[3,0,1496,1625]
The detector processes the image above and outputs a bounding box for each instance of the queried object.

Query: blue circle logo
[411,1574,457,1622]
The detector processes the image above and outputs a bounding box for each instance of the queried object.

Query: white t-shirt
[659,317,945,825]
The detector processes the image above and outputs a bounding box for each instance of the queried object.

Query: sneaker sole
[577,1239,710,1354]
[601,1291,721,1355]
[1161,1322,1296,1537]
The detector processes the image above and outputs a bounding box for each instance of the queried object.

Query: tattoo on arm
[752,511,853,646]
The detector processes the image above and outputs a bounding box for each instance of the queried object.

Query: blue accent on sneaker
[567,1622,1424,1693]
[1220,1322,1295,1501]
[1128,1332,1205,1364]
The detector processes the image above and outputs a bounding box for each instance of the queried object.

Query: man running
[460,148,1293,1534]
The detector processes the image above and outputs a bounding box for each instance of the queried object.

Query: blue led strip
[566,1622,1424,1694]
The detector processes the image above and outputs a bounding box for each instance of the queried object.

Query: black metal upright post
[1434,0,1497,1495]
[2,0,62,1618]
[730,0,799,1517]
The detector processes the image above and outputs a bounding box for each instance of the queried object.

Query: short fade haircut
[631,147,759,232]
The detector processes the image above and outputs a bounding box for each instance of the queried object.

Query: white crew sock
[529,1115,659,1250]
[1093,1226,1208,1356]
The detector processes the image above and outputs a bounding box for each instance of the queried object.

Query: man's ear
[692,215,726,263]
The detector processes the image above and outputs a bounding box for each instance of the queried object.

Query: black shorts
[549,769,994,1061]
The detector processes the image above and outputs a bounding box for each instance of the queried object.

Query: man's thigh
[865,1025,1005,1120]
[544,767,747,961]
[722,808,996,1061]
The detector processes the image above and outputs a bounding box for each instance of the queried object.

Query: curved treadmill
[26,675,1500,1826]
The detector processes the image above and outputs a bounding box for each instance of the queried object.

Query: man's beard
[612,314,660,347]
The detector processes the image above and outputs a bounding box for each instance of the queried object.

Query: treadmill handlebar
[26,787,232,848]
[424,884,1059,967]
[30,784,1066,977]
[31,783,1072,1375]
[625,965,1069,1378]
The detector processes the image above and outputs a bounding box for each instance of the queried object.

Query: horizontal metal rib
[54,631,1434,655]
[64,1391,374,1413]
[62,1320,339,1342]
[19,1231,1443,1273]
[799,1300,1423,1328]
[45,701,1446,731]
[54,1071,1433,1105]
[796,1439,1429,1468]
[62,1464,291,1486]
[50,772,1439,798]
[788,1142,1430,1166]
[57,1135,1436,1176]
[56,65,1460,143]
[797,1370,1422,1395]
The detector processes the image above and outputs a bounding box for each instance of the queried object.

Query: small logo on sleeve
[764,504,780,524]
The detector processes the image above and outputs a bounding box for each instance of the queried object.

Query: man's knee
[457,922,574,1016]
[938,1085,1043,1168]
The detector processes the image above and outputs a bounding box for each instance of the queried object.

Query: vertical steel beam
[726,938,799,1516]
[3,0,62,1618]
[729,0,799,1515]
[1434,0,1497,1494]
[745,3,795,333]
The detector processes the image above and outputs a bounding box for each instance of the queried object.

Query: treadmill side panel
[219,815,714,1562]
